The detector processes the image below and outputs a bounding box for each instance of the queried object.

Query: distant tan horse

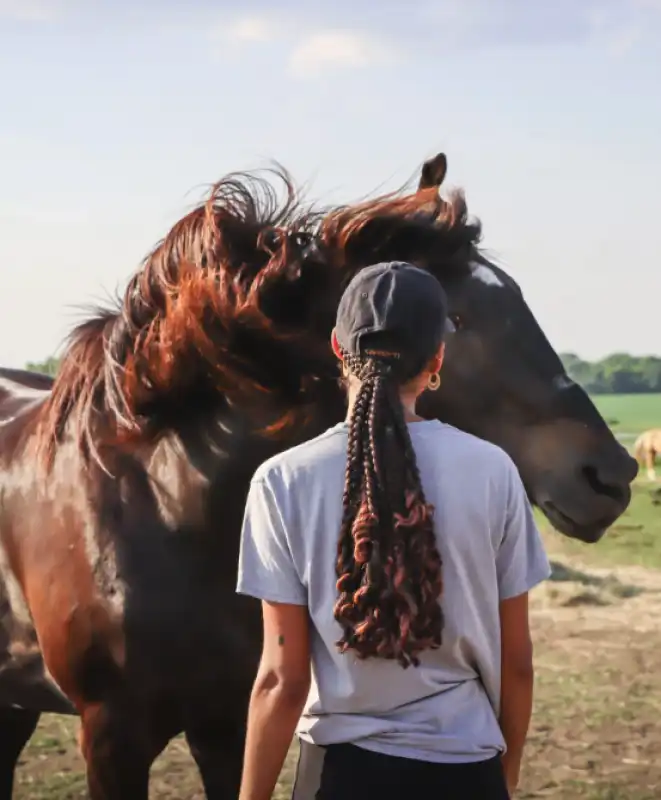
[634,429,661,480]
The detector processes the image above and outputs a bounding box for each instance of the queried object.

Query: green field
[592,393,661,439]
[537,481,661,570]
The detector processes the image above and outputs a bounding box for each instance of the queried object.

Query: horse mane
[35,169,328,465]
[317,185,481,277]
[34,169,481,467]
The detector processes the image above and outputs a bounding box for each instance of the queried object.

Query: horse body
[0,370,74,797]
[0,371,69,706]
[634,428,661,480]
[0,157,638,798]
[0,367,342,797]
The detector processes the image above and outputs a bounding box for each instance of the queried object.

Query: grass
[591,393,661,439]
[537,481,661,570]
[519,478,661,798]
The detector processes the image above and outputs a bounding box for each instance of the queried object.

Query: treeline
[25,356,60,377]
[560,353,661,394]
[25,353,661,395]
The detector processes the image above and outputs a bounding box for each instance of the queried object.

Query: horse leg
[79,702,156,800]
[646,449,657,481]
[184,718,245,799]
[0,707,40,800]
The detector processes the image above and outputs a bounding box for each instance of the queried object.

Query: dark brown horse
[0,155,637,798]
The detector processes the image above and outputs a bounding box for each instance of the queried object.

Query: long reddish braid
[333,348,444,668]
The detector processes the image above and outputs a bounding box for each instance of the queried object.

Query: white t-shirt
[237,420,551,764]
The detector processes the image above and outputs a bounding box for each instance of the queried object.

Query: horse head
[36,157,638,542]
[317,152,638,543]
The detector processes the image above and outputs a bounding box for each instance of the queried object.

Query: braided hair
[333,347,444,669]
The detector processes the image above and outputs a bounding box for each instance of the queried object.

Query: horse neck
[162,382,345,487]
[134,387,343,548]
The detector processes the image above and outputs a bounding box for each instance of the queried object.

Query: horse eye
[263,229,281,250]
[291,232,311,249]
[449,313,465,331]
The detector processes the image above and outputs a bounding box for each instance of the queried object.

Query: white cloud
[0,0,62,21]
[209,12,287,59]
[224,14,274,44]
[210,13,395,78]
[585,6,643,56]
[287,30,392,78]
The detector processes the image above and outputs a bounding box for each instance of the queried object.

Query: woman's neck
[345,386,423,423]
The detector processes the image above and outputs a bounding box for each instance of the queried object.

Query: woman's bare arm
[499,590,534,796]
[238,600,311,800]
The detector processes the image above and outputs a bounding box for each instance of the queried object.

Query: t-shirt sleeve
[236,476,308,606]
[496,462,552,600]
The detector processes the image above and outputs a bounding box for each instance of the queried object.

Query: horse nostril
[582,465,624,503]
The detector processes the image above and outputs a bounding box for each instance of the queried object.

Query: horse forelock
[317,185,481,278]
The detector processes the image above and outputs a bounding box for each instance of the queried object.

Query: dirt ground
[12,549,661,799]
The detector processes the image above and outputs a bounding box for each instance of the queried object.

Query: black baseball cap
[335,261,454,363]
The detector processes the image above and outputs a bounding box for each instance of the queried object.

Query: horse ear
[418,153,447,191]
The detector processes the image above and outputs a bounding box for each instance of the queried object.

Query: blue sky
[1,0,660,367]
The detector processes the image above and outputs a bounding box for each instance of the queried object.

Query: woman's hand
[501,752,521,797]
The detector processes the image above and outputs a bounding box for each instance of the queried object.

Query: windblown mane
[35,169,330,464]
[318,185,481,277]
[34,171,481,466]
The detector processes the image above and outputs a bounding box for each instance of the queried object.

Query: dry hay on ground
[521,560,661,799]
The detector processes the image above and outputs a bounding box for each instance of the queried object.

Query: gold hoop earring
[427,372,441,391]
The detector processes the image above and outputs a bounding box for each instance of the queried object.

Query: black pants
[292,740,510,800]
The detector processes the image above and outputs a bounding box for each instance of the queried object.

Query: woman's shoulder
[423,421,515,464]
[417,422,519,488]
[250,423,347,487]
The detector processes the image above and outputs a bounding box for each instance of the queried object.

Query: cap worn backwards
[335,261,454,363]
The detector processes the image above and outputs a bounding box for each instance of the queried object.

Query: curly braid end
[333,349,444,668]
